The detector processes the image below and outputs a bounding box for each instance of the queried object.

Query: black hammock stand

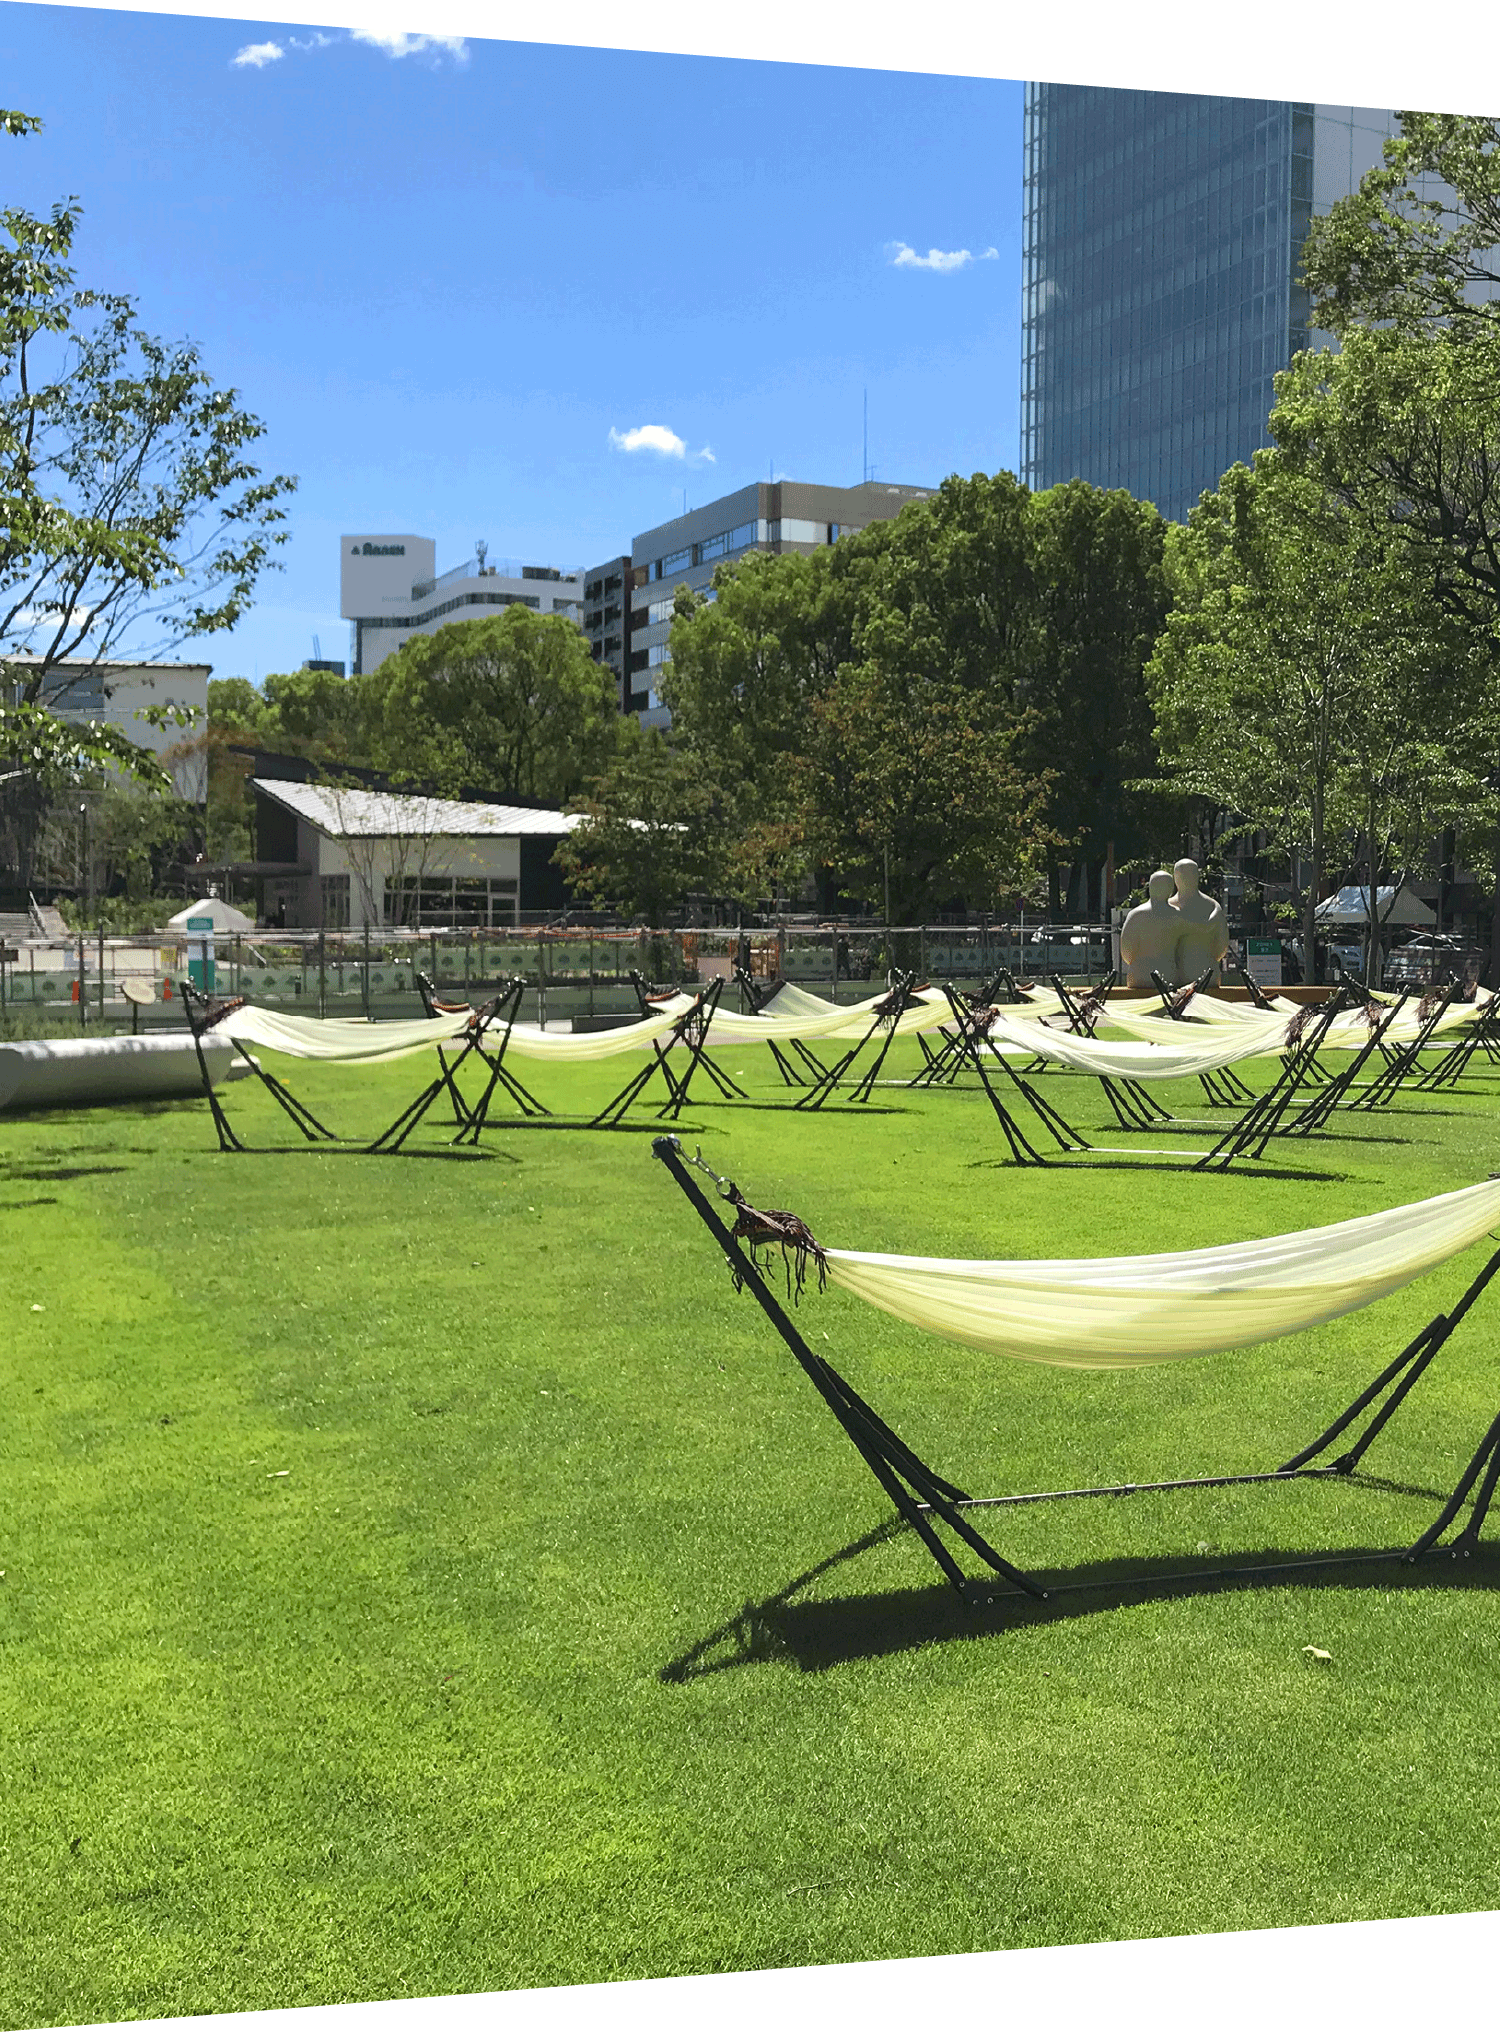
[732,964,835,1089]
[936,981,1356,1171]
[627,971,747,1105]
[1417,987,1500,1090]
[791,971,924,1111]
[180,979,341,1153]
[372,977,541,1152]
[909,973,1008,1089]
[653,1134,1500,1602]
[581,975,730,1128]
[457,975,735,1135]
[180,976,525,1155]
[1148,969,1259,1109]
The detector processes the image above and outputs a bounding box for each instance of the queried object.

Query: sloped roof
[252,778,580,838]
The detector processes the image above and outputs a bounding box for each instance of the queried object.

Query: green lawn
[4,1035,1500,2025]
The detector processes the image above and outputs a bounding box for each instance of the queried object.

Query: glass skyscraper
[1020,89,1397,522]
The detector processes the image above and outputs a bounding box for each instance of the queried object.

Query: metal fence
[0,921,1119,1033]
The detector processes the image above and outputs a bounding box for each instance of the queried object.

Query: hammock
[217,1005,475,1063]
[653,1136,1500,1601]
[215,998,694,1064]
[822,1176,1500,1368]
[979,1005,1292,1080]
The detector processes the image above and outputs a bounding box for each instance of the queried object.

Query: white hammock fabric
[821,1177,1500,1370]
[977,1006,1292,1080]
[218,1005,477,1062]
[217,1001,689,1064]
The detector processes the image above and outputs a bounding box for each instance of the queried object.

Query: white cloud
[232,40,284,67]
[350,27,469,60]
[288,31,336,49]
[611,424,686,458]
[889,242,1000,272]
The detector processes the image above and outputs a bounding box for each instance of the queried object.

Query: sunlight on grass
[4,1039,1500,2023]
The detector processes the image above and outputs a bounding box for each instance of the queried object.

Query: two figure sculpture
[1119,859,1229,989]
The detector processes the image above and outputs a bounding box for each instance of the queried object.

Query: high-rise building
[1020,91,1400,522]
[340,536,585,676]
[579,555,647,713]
[629,478,934,723]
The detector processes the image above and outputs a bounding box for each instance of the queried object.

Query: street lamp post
[78,801,89,1029]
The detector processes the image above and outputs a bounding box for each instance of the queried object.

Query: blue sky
[1,5,1023,682]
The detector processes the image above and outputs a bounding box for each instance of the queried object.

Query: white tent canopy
[1314,885,1435,928]
[166,896,255,934]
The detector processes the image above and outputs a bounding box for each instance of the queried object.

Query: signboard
[185,914,216,990]
[1245,936,1283,988]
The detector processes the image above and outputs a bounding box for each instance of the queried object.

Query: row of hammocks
[653,1136,1500,1602]
[180,965,1498,1161]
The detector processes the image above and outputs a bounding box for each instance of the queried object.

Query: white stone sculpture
[1119,869,1180,988]
[1170,858,1229,985]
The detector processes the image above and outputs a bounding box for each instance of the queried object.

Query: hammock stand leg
[768,1041,809,1088]
[180,982,337,1151]
[1281,1007,1404,1135]
[249,1063,339,1143]
[982,1040,1088,1152]
[938,987,1087,1163]
[452,984,552,1142]
[191,1030,245,1153]
[794,1017,879,1112]
[434,1046,473,1128]
[1098,1075,1170,1131]
[792,1037,832,1081]
[1416,1006,1495,1092]
[1123,1077,1174,1123]
[1271,1242,1500,1557]
[846,1001,913,1103]
[652,1136,1047,1600]
[589,981,725,1128]
[1196,997,1347,1170]
[1350,992,1454,1110]
[367,1030,487,1154]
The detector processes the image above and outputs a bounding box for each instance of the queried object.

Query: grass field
[4,1031,1500,2026]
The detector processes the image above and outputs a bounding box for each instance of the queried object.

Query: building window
[320,874,350,929]
[385,876,520,929]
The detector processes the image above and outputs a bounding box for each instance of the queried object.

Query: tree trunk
[1489,831,1500,989]
[1365,815,1379,990]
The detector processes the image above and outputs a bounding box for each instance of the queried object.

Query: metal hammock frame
[653,1135,1500,1603]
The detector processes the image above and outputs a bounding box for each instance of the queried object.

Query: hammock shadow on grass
[965,1157,1358,1183]
[660,1499,1497,1682]
[0,1161,129,1182]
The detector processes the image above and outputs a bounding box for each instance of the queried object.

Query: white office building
[8,658,210,801]
[341,535,586,676]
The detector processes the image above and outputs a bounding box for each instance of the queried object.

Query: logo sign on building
[1245,936,1282,988]
[352,543,405,557]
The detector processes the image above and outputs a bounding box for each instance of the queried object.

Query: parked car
[1383,933,1485,990]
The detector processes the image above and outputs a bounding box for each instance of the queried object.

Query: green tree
[363,608,621,802]
[1275,112,1500,970]
[555,723,726,923]
[796,653,1055,923]
[1146,458,1492,981]
[658,550,855,904]
[1021,481,1171,912]
[659,472,1174,919]
[1300,112,1500,342]
[1,108,295,891]
[1,114,296,705]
